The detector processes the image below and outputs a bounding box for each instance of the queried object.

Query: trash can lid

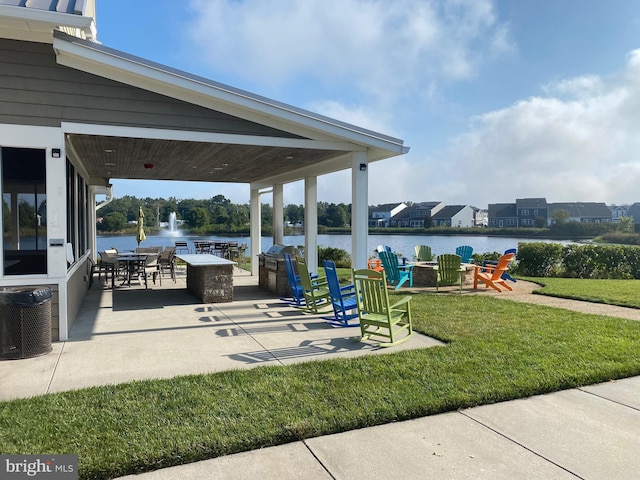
[0,286,52,306]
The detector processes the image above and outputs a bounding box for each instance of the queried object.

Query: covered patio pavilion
[0,1,408,341]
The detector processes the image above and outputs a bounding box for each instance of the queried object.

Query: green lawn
[524,277,640,308]
[2,284,640,479]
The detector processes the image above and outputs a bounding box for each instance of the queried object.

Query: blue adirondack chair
[455,245,474,263]
[321,260,359,327]
[378,250,414,289]
[283,253,305,306]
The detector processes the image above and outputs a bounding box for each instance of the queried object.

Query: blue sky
[96,0,640,208]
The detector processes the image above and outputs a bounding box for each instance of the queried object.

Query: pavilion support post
[273,183,284,246]
[250,187,261,277]
[304,176,318,274]
[351,150,369,270]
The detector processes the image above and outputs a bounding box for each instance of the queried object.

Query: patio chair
[321,259,359,327]
[455,245,474,263]
[158,246,177,283]
[482,248,517,282]
[414,245,433,262]
[175,241,189,254]
[473,252,516,292]
[295,256,331,314]
[283,252,305,307]
[227,241,239,260]
[143,253,160,287]
[378,250,414,290]
[433,253,464,293]
[377,244,406,265]
[367,258,384,272]
[352,268,413,346]
[98,249,121,288]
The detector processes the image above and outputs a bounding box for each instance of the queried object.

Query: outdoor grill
[258,244,297,296]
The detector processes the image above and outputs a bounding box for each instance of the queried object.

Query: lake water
[97,231,576,259]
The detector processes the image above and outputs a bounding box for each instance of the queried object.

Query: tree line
[96,195,352,234]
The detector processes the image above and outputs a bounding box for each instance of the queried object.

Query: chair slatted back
[283,253,304,305]
[415,245,433,261]
[353,269,388,316]
[455,245,474,263]
[490,253,515,281]
[437,254,462,284]
[378,250,399,281]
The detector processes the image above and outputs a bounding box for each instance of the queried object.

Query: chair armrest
[474,264,497,274]
[311,278,328,287]
[389,296,412,309]
[339,284,355,293]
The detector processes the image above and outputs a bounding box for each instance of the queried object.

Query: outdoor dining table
[116,253,156,287]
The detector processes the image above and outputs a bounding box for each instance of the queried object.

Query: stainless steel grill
[258,244,297,296]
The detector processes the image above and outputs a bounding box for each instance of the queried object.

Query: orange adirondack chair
[473,253,516,292]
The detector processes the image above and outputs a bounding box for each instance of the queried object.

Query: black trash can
[0,287,52,360]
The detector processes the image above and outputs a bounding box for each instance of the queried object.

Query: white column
[351,151,369,270]
[250,187,261,277]
[273,183,284,245]
[304,176,318,274]
[89,186,99,261]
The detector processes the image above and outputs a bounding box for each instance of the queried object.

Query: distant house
[488,203,518,228]
[431,205,474,227]
[517,198,549,227]
[369,203,407,228]
[626,203,640,224]
[472,206,488,227]
[609,204,629,223]
[550,202,613,224]
[388,201,444,228]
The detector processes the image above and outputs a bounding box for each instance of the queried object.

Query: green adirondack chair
[414,245,433,261]
[295,256,331,314]
[434,253,465,293]
[378,250,414,289]
[352,268,413,346]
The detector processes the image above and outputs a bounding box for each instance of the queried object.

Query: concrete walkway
[2,271,639,479]
[120,377,640,480]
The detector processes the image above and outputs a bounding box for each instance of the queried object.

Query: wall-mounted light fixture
[359,163,367,171]
[52,148,61,158]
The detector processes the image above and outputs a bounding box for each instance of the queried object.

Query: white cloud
[418,50,640,207]
[187,0,512,103]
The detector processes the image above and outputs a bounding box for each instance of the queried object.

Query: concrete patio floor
[0,266,443,401]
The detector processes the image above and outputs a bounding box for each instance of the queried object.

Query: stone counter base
[186,263,234,303]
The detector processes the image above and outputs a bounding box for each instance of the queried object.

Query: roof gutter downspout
[95,184,113,211]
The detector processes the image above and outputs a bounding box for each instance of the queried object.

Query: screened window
[2,147,47,275]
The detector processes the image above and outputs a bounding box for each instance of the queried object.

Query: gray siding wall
[0,38,297,138]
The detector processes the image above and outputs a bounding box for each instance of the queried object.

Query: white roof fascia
[251,152,357,188]
[0,6,95,42]
[0,4,93,28]
[51,32,408,157]
[61,122,365,152]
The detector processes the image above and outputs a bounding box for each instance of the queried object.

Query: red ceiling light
[144,163,154,169]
